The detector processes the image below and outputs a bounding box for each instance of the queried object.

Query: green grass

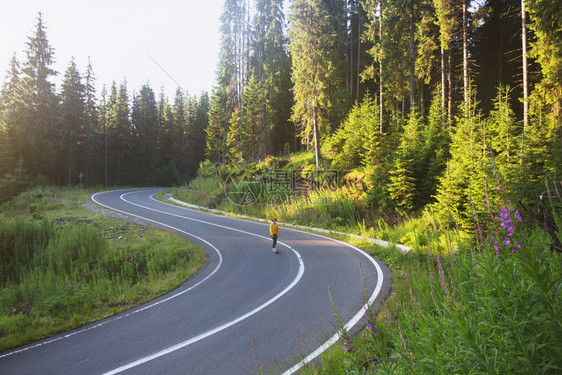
[0,186,206,352]
[172,161,562,374]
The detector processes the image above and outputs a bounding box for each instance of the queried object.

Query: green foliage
[288,0,349,161]
[0,160,34,205]
[323,95,382,170]
[0,187,206,351]
[322,203,562,375]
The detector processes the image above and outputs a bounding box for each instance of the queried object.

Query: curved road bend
[0,189,392,375]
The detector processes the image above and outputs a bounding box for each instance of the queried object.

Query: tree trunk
[521,0,529,132]
[448,48,452,123]
[68,130,73,186]
[441,46,446,125]
[409,0,415,114]
[312,93,320,169]
[349,0,354,99]
[379,2,384,134]
[357,9,361,101]
[463,0,468,105]
[104,127,108,188]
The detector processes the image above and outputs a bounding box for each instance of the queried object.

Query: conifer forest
[1,1,561,372]
[1,0,561,223]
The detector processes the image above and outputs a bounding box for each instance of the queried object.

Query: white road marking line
[0,190,224,360]
[94,190,305,374]
[151,191,387,375]
[280,232,384,375]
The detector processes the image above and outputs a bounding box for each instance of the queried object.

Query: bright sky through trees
[0,0,223,99]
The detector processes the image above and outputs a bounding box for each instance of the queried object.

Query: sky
[0,0,224,100]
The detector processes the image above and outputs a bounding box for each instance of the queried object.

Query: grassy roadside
[0,186,207,352]
[172,161,562,375]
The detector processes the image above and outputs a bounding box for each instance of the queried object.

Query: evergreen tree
[421,87,450,199]
[226,108,245,163]
[97,85,109,187]
[83,57,97,186]
[206,88,228,164]
[157,91,175,170]
[0,55,22,178]
[173,88,189,178]
[131,83,159,184]
[487,85,520,188]
[387,109,425,209]
[433,85,488,230]
[17,12,60,180]
[251,0,294,155]
[218,0,249,112]
[59,58,86,186]
[106,80,130,186]
[288,0,345,167]
[433,0,456,123]
[191,91,210,175]
[526,0,562,179]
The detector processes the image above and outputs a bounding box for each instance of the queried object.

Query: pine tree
[191,91,210,175]
[97,85,109,187]
[421,87,450,199]
[251,0,293,155]
[526,0,562,178]
[106,80,130,186]
[433,85,487,230]
[17,12,60,180]
[226,108,245,163]
[288,0,342,167]
[206,88,228,163]
[362,0,385,132]
[388,109,425,209]
[243,74,270,160]
[433,0,456,124]
[173,88,190,178]
[131,83,158,184]
[0,55,22,178]
[60,58,86,186]
[158,91,175,170]
[218,0,249,111]
[83,57,97,186]
[487,85,520,188]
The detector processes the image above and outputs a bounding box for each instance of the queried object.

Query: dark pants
[271,234,277,249]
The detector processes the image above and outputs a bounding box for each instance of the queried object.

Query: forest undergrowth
[0,186,206,352]
[173,157,562,374]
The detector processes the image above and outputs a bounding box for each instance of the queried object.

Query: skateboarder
[270,218,279,253]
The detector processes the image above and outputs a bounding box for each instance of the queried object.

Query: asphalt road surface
[0,189,391,375]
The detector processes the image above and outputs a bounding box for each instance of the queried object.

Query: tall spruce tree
[60,58,86,186]
[131,83,158,184]
[206,88,229,163]
[106,80,130,186]
[0,55,22,178]
[288,0,345,167]
[251,0,294,155]
[527,0,562,178]
[157,90,175,170]
[191,91,209,175]
[18,13,60,180]
[83,58,97,186]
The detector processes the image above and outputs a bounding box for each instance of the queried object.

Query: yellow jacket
[270,222,279,236]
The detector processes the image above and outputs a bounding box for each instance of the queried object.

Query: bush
[329,204,562,374]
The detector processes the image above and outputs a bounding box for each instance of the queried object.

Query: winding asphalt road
[0,189,391,375]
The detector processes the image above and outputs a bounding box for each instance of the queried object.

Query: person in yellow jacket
[270,218,279,254]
